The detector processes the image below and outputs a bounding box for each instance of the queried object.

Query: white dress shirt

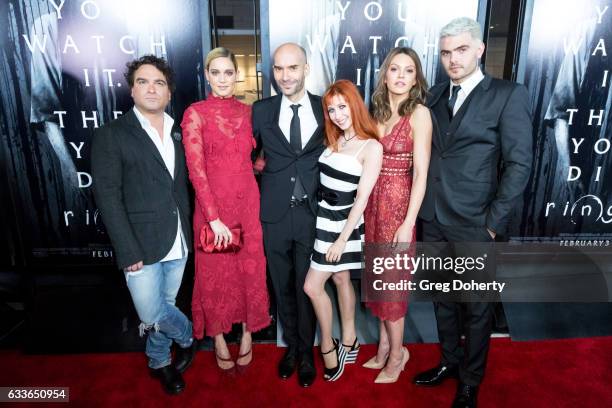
[449,68,485,115]
[279,92,319,148]
[133,107,187,262]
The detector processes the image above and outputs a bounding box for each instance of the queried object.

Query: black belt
[317,186,356,206]
[290,197,307,208]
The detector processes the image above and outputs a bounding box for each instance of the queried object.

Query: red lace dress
[364,115,415,322]
[181,95,270,338]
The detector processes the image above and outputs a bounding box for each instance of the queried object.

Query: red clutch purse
[199,223,243,253]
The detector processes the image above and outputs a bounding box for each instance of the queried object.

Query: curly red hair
[322,80,379,151]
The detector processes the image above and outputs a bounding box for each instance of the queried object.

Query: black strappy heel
[321,338,346,381]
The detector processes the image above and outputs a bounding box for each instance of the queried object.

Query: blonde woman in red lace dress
[363,47,432,383]
[181,47,270,372]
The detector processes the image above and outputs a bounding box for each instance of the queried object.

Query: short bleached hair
[439,17,483,42]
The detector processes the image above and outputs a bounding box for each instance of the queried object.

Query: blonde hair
[205,47,237,71]
[440,17,483,42]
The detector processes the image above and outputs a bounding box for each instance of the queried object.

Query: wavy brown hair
[323,80,379,152]
[371,47,428,123]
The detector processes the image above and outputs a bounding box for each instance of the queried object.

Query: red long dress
[364,115,415,322]
[181,95,270,338]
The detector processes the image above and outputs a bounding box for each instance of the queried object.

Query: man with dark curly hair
[91,55,196,395]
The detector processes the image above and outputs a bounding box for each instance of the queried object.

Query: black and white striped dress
[310,140,370,273]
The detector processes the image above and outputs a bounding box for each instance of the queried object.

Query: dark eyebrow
[135,77,166,84]
[440,44,470,53]
[390,63,416,69]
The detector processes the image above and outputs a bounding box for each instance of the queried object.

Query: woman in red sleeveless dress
[181,48,270,372]
[363,47,432,383]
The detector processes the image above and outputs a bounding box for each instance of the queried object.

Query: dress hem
[193,315,272,339]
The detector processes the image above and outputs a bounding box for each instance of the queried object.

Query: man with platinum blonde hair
[416,17,533,408]
[439,16,484,41]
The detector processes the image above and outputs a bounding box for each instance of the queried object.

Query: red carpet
[2,337,611,407]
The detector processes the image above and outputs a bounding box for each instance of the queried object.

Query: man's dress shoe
[413,364,458,386]
[278,348,298,379]
[451,383,479,408]
[174,340,197,373]
[150,365,185,395]
[297,355,316,387]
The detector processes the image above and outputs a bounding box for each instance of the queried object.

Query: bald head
[272,42,309,101]
[273,42,307,65]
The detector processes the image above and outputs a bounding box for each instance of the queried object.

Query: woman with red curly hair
[303,80,383,382]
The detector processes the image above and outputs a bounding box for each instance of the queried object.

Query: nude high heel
[362,353,389,369]
[374,347,409,384]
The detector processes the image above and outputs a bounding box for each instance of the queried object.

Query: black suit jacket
[252,92,326,223]
[419,75,533,235]
[91,109,192,269]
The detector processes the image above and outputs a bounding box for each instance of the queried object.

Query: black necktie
[290,104,302,153]
[447,85,461,118]
[289,104,306,198]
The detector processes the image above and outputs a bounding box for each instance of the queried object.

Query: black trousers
[422,218,495,386]
[262,204,316,356]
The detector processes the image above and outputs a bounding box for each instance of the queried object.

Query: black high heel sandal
[321,338,346,381]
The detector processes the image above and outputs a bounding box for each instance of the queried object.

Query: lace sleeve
[181,106,220,222]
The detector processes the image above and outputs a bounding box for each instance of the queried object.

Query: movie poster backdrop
[0,0,207,265]
[514,0,611,239]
